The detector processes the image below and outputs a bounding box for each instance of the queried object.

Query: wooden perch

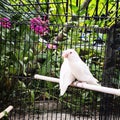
[0,105,13,119]
[34,74,120,96]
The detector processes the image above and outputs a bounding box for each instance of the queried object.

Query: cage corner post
[99,22,120,119]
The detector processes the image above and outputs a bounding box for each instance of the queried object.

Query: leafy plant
[0,0,119,113]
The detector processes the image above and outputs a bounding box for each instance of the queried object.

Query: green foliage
[0,0,119,112]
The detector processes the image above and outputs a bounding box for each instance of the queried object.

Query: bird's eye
[70,51,72,54]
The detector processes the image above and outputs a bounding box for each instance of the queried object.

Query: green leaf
[30,90,35,102]
[18,80,26,88]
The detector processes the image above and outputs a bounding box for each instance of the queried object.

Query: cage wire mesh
[0,0,120,120]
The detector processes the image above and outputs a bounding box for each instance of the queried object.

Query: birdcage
[0,0,120,120]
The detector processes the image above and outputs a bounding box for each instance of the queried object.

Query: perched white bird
[62,49,99,85]
[59,58,75,96]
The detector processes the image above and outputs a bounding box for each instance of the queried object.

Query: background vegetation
[0,0,119,114]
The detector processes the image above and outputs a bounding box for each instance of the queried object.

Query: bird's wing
[69,58,98,84]
[59,59,75,96]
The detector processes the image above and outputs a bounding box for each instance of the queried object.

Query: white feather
[62,49,99,85]
[59,58,75,96]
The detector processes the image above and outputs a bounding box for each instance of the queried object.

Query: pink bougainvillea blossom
[30,16,49,36]
[0,17,11,28]
[47,43,57,50]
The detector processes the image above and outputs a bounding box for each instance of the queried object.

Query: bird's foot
[72,81,79,86]
[81,82,87,88]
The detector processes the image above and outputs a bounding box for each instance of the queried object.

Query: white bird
[59,58,75,96]
[62,49,99,85]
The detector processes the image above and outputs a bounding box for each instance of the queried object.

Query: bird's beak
[62,52,68,58]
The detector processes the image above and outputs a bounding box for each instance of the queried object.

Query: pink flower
[47,44,57,49]
[0,17,11,29]
[30,16,49,36]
